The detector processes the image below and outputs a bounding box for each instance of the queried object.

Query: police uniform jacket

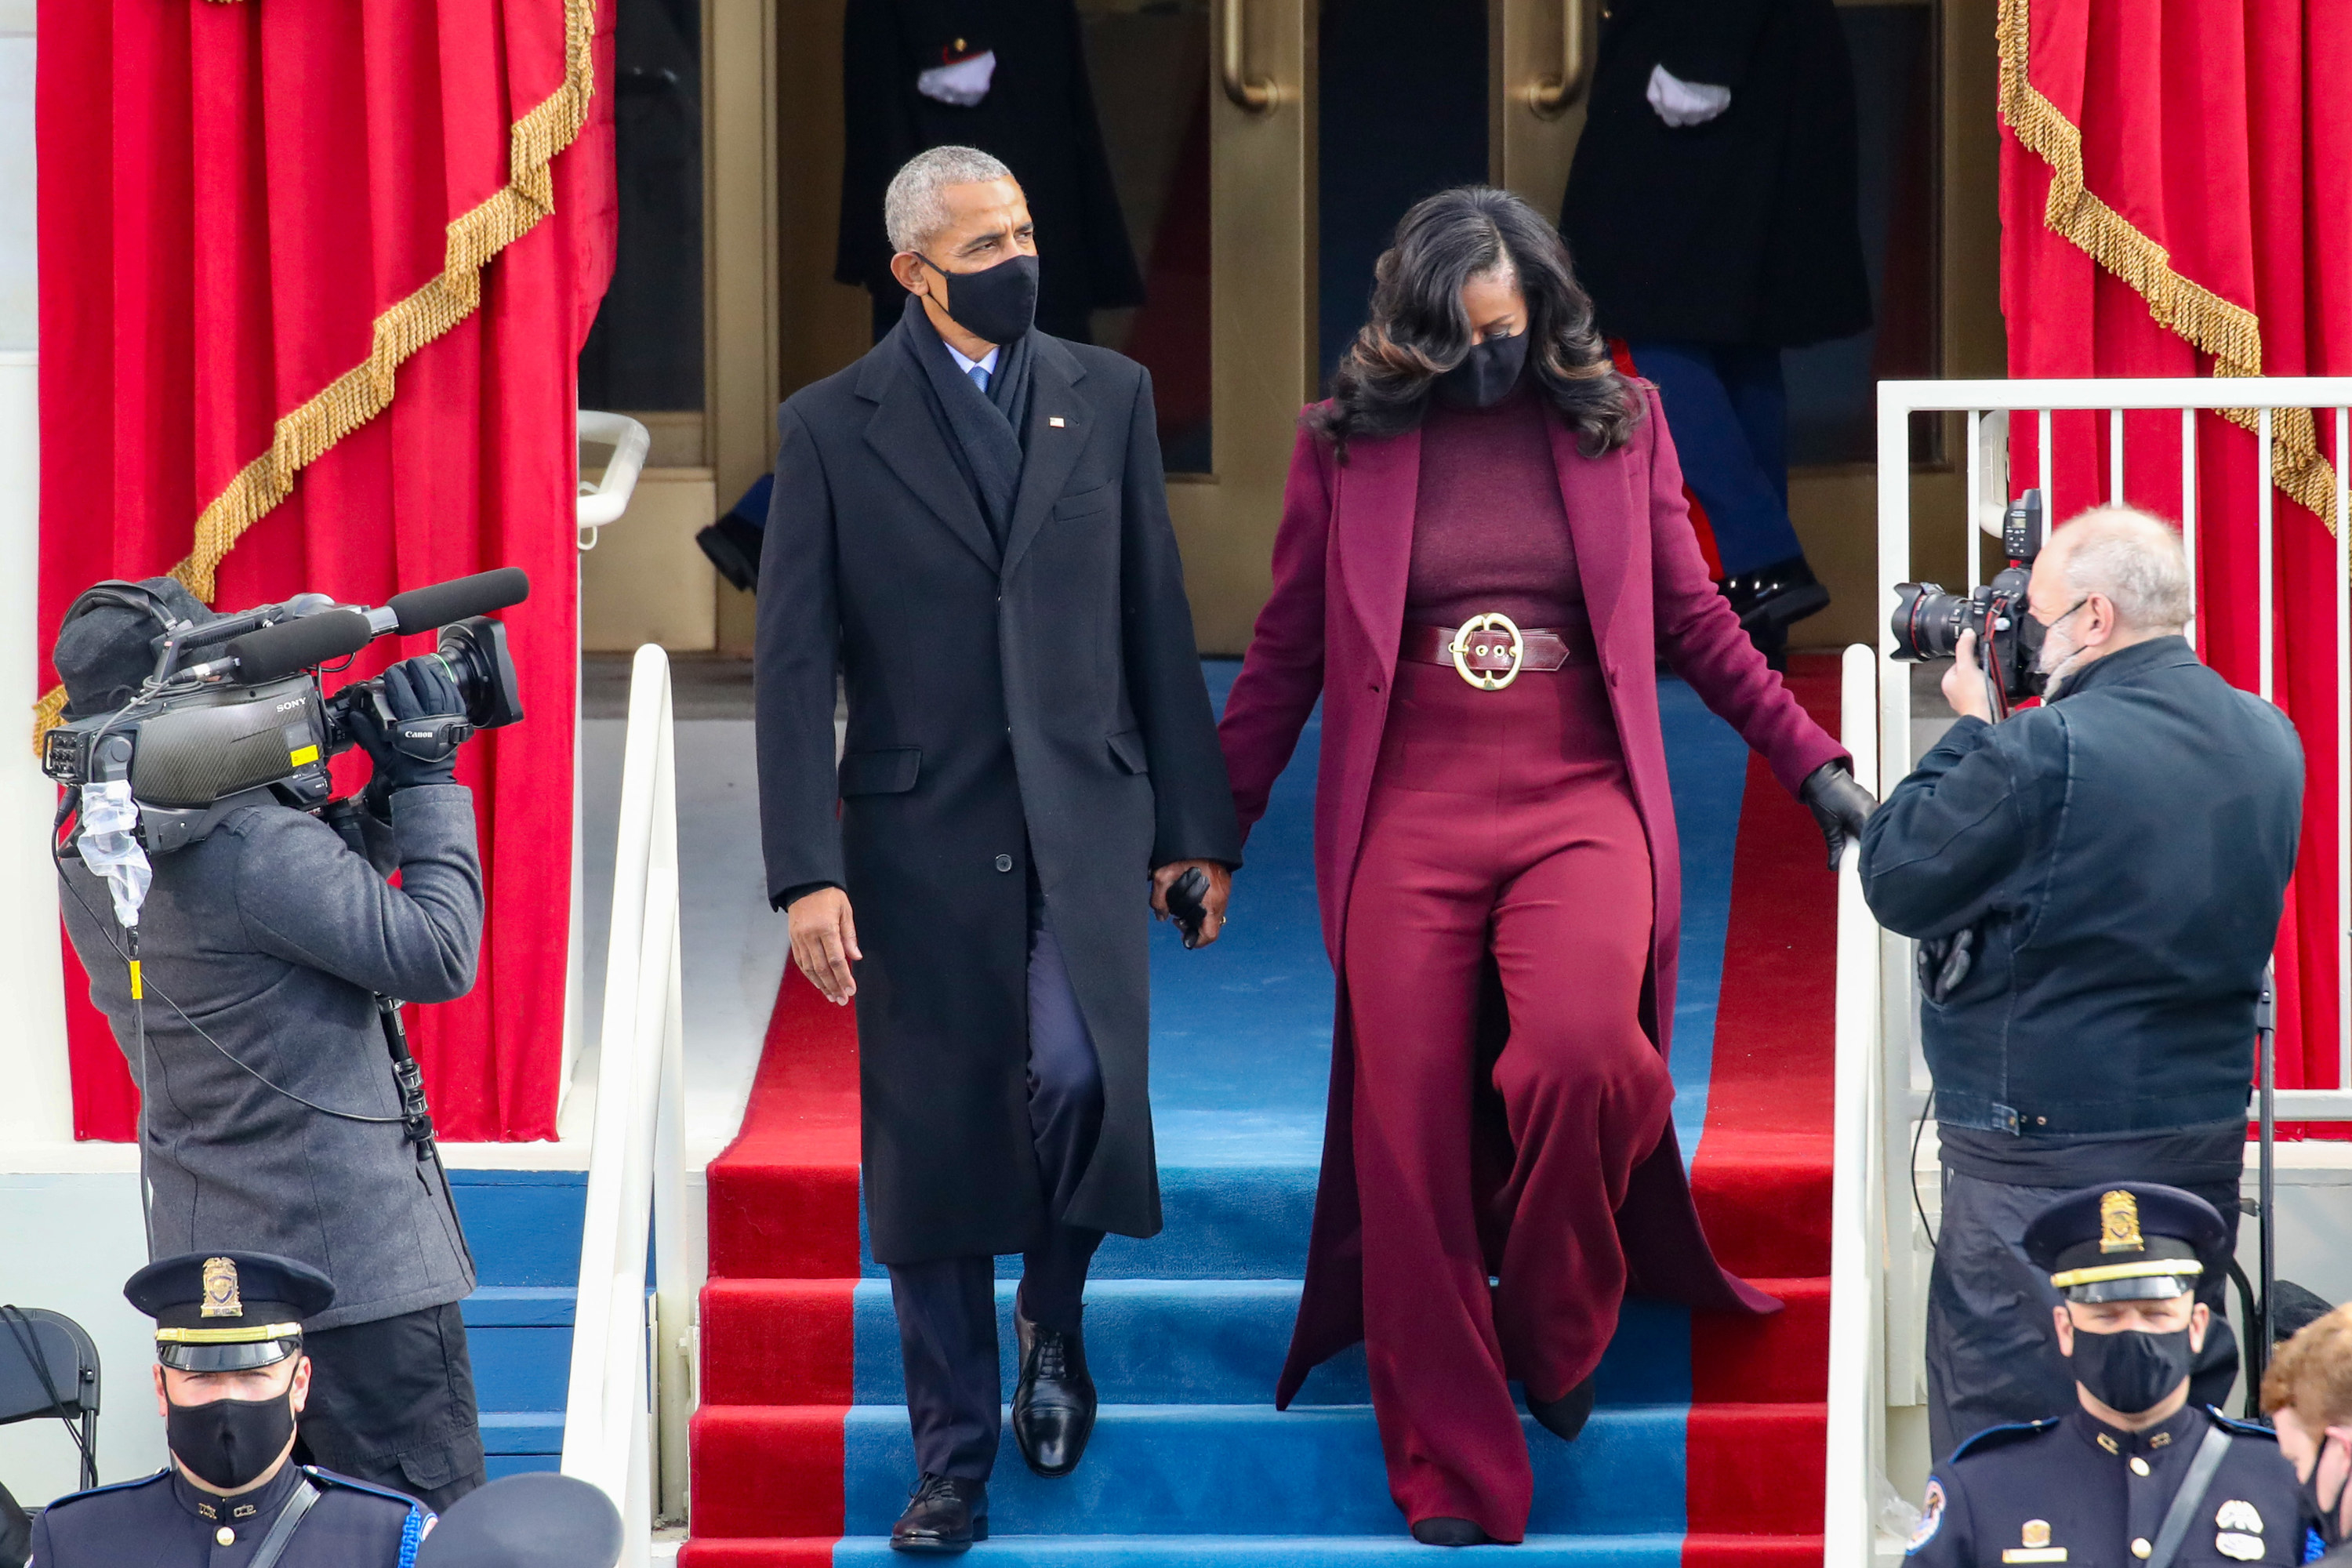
[754,315,1241,1265]
[57,789,481,1330]
[29,1462,429,1567]
[1907,1403,2311,1566]
[1857,636,2303,1138]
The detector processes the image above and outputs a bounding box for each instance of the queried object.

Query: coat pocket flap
[1053,481,1119,520]
[1106,729,1149,775]
[838,747,922,796]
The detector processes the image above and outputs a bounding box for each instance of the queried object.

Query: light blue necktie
[967,363,990,396]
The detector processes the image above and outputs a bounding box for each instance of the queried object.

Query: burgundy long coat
[1216,385,1848,1403]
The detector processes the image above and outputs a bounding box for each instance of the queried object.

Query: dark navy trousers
[1624,340,1802,577]
[886,891,1108,1480]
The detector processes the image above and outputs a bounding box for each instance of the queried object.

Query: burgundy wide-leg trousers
[1342,652,1675,1541]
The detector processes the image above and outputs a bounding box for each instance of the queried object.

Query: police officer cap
[2022,1182,2230,1305]
[53,577,209,718]
[413,1473,624,1568]
[124,1251,334,1374]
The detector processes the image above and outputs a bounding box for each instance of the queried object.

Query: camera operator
[51,578,489,1508]
[1858,506,2304,1461]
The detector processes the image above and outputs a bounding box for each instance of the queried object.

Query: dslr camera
[42,568,529,854]
[1889,489,2049,720]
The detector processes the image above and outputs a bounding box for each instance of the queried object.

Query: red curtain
[1998,0,2352,1125]
[36,0,615,1141]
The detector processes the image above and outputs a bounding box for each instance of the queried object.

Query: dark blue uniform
[30,1461,430,1568]
[1907,1403,2318,1566]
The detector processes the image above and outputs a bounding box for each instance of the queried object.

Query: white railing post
[1826,644,1887,1559]
[562,644,690,1560]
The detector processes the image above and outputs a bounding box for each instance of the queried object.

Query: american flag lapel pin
[1048,416,1066,428]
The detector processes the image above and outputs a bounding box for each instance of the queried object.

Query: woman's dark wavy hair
[1308,185,1642,462]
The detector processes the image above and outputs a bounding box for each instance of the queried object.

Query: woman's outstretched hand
[1800,760,1878,870]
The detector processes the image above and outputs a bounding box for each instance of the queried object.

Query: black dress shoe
[890,1473,987,1554]
[1011,1308,1098,1478]
[1528,1375,1596,1443]
[1721,554,1831,634]
[1411,1517,1499,1546]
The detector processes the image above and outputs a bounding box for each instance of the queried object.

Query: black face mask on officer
[2068,1322,2196,1415]
[167,1383,298,1491]
[1432,329,1530,411]
[918,252,1039,346]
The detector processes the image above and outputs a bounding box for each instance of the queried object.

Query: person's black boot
[1722,554,1831,636]
[890,1473,987,1554]
[1528,1375,1597,1443]
[1011,1307,1098,1478]
[1410,1517,1499,1546]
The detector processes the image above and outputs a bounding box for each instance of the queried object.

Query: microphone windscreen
[225,609,376,683]
[387,568,530,636]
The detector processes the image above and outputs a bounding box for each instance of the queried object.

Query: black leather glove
[350,655,469,800]
[1800,759,1878,870]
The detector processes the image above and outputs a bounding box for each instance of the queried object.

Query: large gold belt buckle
[1450,612,1524,691]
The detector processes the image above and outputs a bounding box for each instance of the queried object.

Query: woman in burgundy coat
[1216,187,1876,1545]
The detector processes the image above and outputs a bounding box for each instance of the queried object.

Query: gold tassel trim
[34,0,596,750]
[1996,0,2341,536]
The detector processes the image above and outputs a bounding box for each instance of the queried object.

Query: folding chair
[0,1307,100,1494]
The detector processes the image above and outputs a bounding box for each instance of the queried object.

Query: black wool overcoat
[1560,0,1871,348]
[754,319,1242,1265]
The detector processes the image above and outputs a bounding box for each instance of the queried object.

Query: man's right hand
[788,887,862,1005]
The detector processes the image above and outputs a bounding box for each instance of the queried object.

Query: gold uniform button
[216,1526,235,1545]
[2132,1539,2152,1559]
[2129,1457,2151,1475]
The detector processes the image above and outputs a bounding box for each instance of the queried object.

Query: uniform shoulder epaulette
[38,1468,171,1512]
[2203,1406,2278,1440]
[1950,1416,2062,1461]
[302,1465,432,1512]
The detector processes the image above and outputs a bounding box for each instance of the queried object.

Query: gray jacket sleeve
[230,783,484,1002]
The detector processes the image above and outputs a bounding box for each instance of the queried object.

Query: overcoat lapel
[857,350,1001,573]
[1333,426,1422,678]
[1548,418,1635,645]
[1000,334,1090,580]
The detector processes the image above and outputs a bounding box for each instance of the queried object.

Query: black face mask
[168,1389,296,1491]
[2069,1325,2194,1416]
[1433,330,1530,410]
[920,252,1039,346]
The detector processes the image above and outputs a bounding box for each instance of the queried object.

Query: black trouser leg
[888,1256,1004,1480]
[293,1301,486,1511]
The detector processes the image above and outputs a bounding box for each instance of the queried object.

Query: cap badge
[200,1257,243,1318]
[2214,1500,2263,1533]
[2023,1520,2052,1548]
[2100,1189,2144,1254]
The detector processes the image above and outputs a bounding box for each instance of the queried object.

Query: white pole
[2111,408,2125,504]
[2259,406,2275,702]
[2182,408,2199,652]
[2339,408,2350,1091]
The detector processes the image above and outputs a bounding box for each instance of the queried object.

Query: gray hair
[2055,504,2193,633]
[884,146,1016,254]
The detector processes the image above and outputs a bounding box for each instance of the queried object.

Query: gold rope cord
[1995,0,2341,536]
[33,0,597,747]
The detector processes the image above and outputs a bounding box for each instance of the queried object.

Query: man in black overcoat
[837,0,1145,343]
[757,144,1240,1552]
[1561,0,1871,659]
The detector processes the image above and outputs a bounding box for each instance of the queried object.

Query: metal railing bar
[2111,408,2125,505]
[2182,408,2200,651]
[1884,376,2352,410]
[2040,408,2054,510]
[2260,405,2275,702]
[1967,408,1984,594]
[2341,407,2351,1092]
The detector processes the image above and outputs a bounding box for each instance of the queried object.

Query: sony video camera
[42,568,529,853]
[1889,489,2050,720]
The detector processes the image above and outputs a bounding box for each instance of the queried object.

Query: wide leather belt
[1401,614,1579,691]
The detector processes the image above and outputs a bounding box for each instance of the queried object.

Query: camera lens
[1890,583,1967,662]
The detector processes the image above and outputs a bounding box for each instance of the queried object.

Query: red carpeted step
[701,1279,857,1406]
[1690,1276,1828,1403]
[1684,1136,1835,1279]
[1681,1534,1828,1566]
[707,971,862,1280]
[677,1541,837,1568]
[1683,1403,1827,1537]
[691,1406,847,1538]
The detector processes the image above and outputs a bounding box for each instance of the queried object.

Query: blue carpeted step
[479,1410,566,1454]
[840,1404,1686,1537]
[844,1279,1692,1407]
[830,1534,1686,1563]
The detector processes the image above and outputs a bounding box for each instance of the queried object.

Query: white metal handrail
[578,410,653,546]
[1824,643,1886,1559]
[561,644,693,1557]
[1835,376,2352,1551]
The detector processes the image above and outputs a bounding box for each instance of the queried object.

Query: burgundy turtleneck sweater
[1403,382,1583,630]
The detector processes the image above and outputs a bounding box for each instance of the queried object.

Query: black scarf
[897,293,1034,547]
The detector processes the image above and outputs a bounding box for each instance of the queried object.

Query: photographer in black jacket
[1859,505,2304,1461]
